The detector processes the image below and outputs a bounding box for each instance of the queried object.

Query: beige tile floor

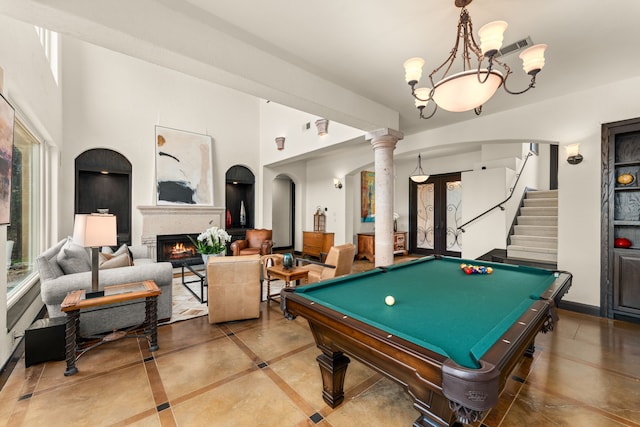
[1,262,640,426]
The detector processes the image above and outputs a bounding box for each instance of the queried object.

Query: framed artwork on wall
[155,126,213,205]
[0,93,14,225]
[361,170,375,222]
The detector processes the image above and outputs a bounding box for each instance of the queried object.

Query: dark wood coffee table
[265,264,309,302]
[60,280,161,376]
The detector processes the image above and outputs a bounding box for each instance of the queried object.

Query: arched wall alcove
[225,165,255,242]
[75,148,132,245]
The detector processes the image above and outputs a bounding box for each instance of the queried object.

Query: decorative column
[365,128,404,267]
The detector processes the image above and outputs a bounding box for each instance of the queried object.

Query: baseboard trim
[558,300,600,317]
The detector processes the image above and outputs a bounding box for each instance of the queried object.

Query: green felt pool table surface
[293,256,560,369]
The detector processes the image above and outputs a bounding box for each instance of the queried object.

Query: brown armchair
[230,229,274,256]
[298,243,356,284]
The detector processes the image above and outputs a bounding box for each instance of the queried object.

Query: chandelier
[403,0,547,119]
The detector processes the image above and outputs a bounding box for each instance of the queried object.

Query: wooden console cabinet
[356,232,407,262]
[302,231,334,260]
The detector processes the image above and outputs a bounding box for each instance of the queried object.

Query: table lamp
[72,213,117,298]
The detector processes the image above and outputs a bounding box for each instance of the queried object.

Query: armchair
[298,243,356,284]
[207,254,261,323]
[230,229,274,256]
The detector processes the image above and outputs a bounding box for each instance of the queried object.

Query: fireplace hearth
[157,234,202,266]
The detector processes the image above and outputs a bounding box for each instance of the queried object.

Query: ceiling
[2,0,639,137]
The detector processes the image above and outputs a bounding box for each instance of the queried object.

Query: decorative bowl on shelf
[614,238,632,248]
[616,173,635,185]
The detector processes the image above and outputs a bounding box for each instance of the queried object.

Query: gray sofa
[37,238,173,336]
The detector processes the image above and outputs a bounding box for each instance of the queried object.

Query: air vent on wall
[495,36,533,58]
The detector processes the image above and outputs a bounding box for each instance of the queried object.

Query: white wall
[60,37,261,242]
[0,16,63,366]
[461,167,513,259]
[271,176,292,247]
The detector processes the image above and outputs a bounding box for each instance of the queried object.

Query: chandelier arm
[418,103,438,120]
[409,82,433,102]
[503,73,538,95]
[474,105,482,115]
[476,56,494,84]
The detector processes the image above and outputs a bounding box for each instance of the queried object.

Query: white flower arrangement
[189,226,231,255]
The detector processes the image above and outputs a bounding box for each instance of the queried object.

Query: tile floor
[1,265,640,426]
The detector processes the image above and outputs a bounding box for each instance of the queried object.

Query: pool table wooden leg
[316,351,350,408]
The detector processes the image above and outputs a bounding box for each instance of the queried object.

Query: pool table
[281,255,572,427]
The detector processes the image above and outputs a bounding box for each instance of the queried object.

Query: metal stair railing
[458,151,534,233]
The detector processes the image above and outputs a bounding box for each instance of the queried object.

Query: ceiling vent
[495,36,533,58]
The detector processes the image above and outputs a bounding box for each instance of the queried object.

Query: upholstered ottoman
[206,254,261,323]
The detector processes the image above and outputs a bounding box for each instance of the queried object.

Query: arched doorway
[75,149,132,245]
[272,175,295,250]
[225,165,255,243]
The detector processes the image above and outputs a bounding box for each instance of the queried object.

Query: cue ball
[385,295,395,306]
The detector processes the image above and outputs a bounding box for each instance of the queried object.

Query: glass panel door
[416,183,434,250]
[410,172,462,257]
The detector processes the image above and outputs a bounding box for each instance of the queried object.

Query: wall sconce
[315,119,329,136]
[333,178,343,189]
[566,143,583,165]
[275,136,285,150]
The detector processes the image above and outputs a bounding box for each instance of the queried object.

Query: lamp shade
[403,57,425,83]
[413,87,431,108]
[73,214,117,247]
[432,69,503,112]
[478,21,508,56]
[565,143,580,157]
[519,44,547,74]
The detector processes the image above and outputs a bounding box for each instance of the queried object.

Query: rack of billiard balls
[460,263,493,275]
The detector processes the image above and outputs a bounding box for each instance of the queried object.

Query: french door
[409,172,462,257]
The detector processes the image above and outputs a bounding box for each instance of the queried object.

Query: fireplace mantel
[138,205,225,260]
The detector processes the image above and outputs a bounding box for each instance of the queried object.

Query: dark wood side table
[60,280,161,376]
[265,264,309,302]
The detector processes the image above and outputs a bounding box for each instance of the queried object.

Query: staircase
[506,190,558,265]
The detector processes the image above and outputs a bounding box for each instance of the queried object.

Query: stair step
[510,235,557,249]
[523,198,558,208]
[520,206,558,216]
[526,190,558,199]
[514,225,558,237]
[517,216,557,226]
[507,245,558,263]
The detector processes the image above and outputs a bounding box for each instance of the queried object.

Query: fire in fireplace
[156,234,202,266]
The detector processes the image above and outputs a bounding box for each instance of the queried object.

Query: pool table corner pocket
[441,358,499,424]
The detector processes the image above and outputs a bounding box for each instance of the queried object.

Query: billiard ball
[385,295,395,306]
[486,267,493,274]
[464,267,473,275]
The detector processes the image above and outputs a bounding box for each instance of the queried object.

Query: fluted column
[365,128,404,267]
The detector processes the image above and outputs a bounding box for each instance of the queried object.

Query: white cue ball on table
[385,295,395,306]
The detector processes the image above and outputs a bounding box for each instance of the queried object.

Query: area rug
[165,274,285,324]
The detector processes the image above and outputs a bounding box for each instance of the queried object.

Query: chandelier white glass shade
[404,0,547,120]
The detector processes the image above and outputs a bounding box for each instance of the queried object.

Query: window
[7,119,41,301]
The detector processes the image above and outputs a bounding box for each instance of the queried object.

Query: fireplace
[156,234,202,266]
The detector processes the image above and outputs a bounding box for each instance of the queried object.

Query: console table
[302,231,334,260]
[356,232,408,262]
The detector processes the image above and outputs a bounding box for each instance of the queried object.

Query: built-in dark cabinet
[75,149,132,245]
[602,117,640,322]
